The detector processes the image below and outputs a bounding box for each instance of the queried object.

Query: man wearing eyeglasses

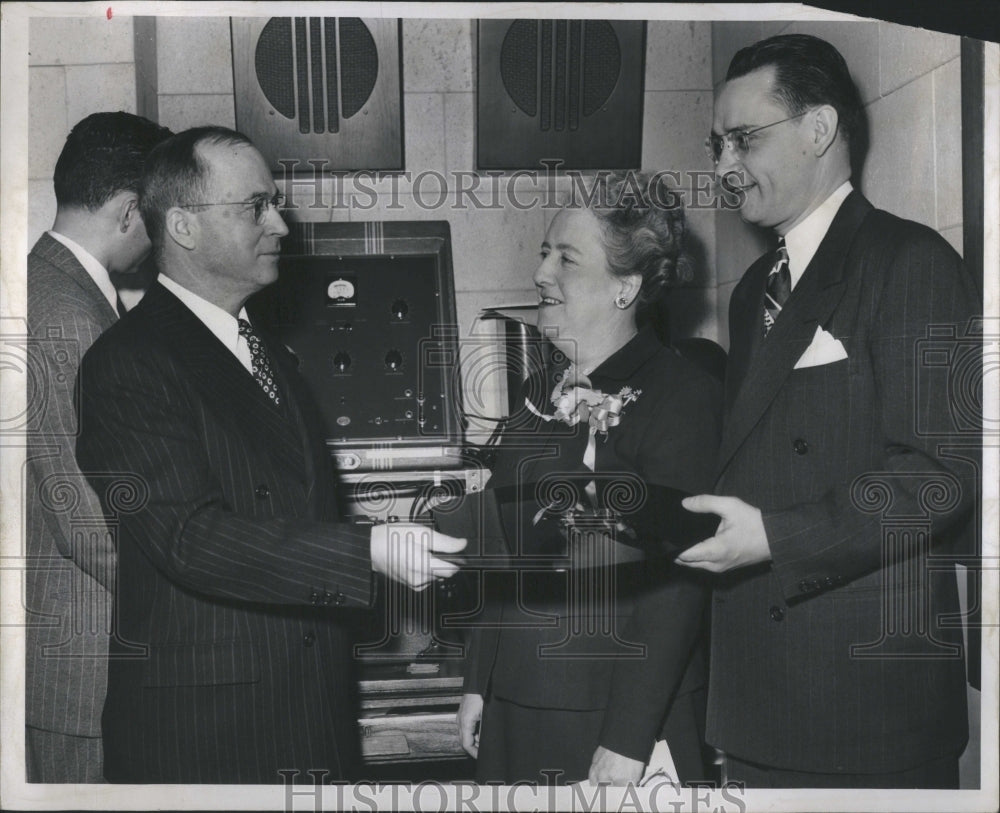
[677,35,978,787]
[74,126,466,783]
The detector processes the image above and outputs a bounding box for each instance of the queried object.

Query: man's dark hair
[727,34,866,156]
[138,126,255,250]
[53,112,172,210]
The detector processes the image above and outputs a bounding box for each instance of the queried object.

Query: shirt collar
[158,274,249,358]
[47,230,118,313]
[783,181,853,288]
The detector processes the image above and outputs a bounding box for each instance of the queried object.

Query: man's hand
[370,523,466,591]
[588,746,644,786]
[457,692,484,758]
[675,495,771,572]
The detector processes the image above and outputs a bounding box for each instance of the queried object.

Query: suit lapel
[717,193,872,476]
[140,283,307,477]
[724,254,770,414]
[31,232,118,328]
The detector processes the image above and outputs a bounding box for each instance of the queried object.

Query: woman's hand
[588,745,644,785]
[457,693,484,758]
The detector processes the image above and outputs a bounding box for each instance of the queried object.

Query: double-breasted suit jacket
[76,281,375,783]
[26,233,118,751]
[707,192,979,773]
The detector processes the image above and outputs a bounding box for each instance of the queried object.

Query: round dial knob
[391,299,409,320]
[333,352,351,373]
[384,350,403,371]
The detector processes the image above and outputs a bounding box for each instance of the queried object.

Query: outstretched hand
[370,523,466,590]
[675,495,771,572]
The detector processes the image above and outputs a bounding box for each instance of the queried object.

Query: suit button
[308,590,320,604]
[255,484,270,499]
[302,632,315,647]
[793,439,809,455]
[798,580,809,593]
[769,606,785,621]
[321,591,334,606]
[335,592,346,606]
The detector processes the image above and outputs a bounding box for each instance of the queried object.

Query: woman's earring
[615,294,630,309]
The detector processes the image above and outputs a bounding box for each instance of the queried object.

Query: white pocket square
[794,325,848,369]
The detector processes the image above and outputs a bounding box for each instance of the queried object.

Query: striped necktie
[237,318,282,407]
[763,240,791,335]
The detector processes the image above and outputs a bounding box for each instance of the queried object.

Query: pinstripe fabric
[25,233,119,780]
[75,282,374,783]
[25,726,104,783]
[708,193,977,775]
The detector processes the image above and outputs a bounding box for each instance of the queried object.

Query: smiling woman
[456,172,723,787]
[534,173,689,374]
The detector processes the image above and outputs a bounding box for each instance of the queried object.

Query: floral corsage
[525,364,641,438]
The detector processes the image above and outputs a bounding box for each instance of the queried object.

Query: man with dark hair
[679,34,978,787]
[26,111,172,782]
[74,126,466,783]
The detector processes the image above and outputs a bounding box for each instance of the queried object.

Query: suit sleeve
[599,370,721,761]
[29,292,116,591]
[75,341,373,607]
[763,227,980,598]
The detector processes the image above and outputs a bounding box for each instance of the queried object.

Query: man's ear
[111,191,141,234]
[165,207,197,251]
[811,105,840,156]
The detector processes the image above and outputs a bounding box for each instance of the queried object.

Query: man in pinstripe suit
[74,127,465,783]
[679,35,978,787]
[25,112,172,783]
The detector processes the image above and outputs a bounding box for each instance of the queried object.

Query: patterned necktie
[763,239,791,335]
[237,318,282,407]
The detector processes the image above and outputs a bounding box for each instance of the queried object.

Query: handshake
[368,521,466,591]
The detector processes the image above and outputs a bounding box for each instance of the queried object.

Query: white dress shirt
[48,230,119,314]
[157,274,254,374]
[783,181,853,290]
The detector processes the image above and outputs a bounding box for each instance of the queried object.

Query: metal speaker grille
[254,18,295,119]
[339,18,379,118]
[253,17,379,135]
[499,19,620,132]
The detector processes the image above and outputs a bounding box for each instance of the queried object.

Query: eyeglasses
[179,192,286,224]
[704,110,811,165]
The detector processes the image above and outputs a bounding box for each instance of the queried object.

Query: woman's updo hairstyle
[584,171,690,313]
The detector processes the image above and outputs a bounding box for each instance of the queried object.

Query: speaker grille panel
[539,21,553,131]
[309,18,325,133]
[254,18,295,119]
[499,20,537,116]
[324,18,340,133]
[499,19,622,133]
[582,22,620,116]
[478,19,644,169]
[339,17,379,118]
[567,21,582,129]
[252,17,379,136]
[294,17,309,133]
